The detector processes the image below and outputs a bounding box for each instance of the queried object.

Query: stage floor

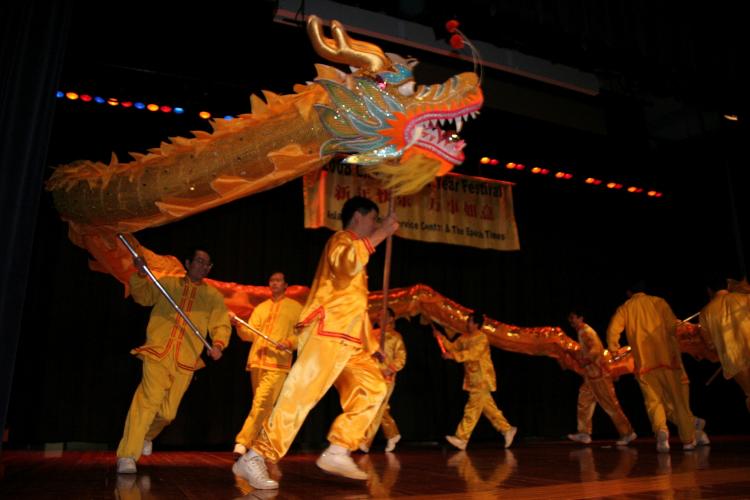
[2,437,750,499]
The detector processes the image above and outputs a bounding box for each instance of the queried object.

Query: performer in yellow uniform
[607,283,708,452]
[439,311,517,450]
[116,249,230,474]
[565,310,636,446]
[360,308,407,453]
[232,196,399,490]
[233,271,302,455]
[700,276,750,412]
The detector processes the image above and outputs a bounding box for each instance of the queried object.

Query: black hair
[268,271,286,282]
[628,279,647,294]
[341,196,379,228]
[469,310,485,328]
[705,273,728,294]
[185,247,211,263]
[568,308,585,319]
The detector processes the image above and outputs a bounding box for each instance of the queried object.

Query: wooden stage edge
[2,436,750,499]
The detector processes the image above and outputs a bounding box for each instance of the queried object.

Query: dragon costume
[46,16,716,376]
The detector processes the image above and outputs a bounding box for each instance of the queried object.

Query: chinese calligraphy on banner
[303,163,520,251]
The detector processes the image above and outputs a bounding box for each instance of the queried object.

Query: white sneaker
[315,450,368,480]
[232,454,279,490]
[116,457,137,474]
[385,434,401,452]
[696,430,710,446]
[656,429,670,453]
[615,432,637,446]
[503,426,517,448]
[683,439,698,451]
[567,432,592,444]
[233,443,248,455]
[445,435,467,450]
[358,443,369,453]
[141,440,152,457]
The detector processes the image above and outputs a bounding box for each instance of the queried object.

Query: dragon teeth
[455,115,463,132]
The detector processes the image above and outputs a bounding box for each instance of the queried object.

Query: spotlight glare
[65,92,79,100]
[94,96,106,104]
[147,104,159,112]
[505,162,516,169]
[489,159,499,165]
[134,102,146,109]
[160,105,172,113]
[56,91,64,98]
[80,94,92,102]
[107,98,119,106]
[199,111,211,119]
[480,157,490,164]
[223,115,234,120]
[531,167,541,174]
[515,163,525,170]
[121,101,133,108]
[173,107,185,114]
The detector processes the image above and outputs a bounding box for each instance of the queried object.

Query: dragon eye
[375,75,387,90]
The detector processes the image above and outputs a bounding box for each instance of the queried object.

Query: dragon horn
[306,15,390,73]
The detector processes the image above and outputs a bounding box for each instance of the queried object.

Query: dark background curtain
[0,1,70,452]
[3,2,749,451]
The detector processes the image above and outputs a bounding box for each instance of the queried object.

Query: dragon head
[307,16,483,194]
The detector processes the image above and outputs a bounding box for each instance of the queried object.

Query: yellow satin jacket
[297,230,378,353]
[129,274,231,372]
[607,292,681,375]
[444,331,497,392]
[374,327,407,381]
[238,296,302,371]
[700,290,750,379]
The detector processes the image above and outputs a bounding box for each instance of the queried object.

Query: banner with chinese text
[303,164,519,251]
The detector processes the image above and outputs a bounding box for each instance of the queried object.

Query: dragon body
[46,15,717,379]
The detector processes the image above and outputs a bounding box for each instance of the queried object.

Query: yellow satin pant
[576,376,633,437]
[637,368,695,443]
[117,355,193,460]
[235,368,287,448]
[253,335,387,462]
[362,381,400,448]
[455,389,511,441]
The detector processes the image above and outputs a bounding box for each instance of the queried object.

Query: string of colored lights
[479,157,663,198]
[55,90,235,121]
[56,90,663,198]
